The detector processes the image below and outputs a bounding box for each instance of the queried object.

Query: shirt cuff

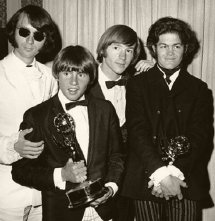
[7,132,22,163]
[54,168,66,189]
[167,165,185,180]
[149,166,171,186]
[105,182,118,196]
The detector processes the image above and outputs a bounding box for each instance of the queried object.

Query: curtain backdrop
[43,1,215,220]
[3,0,215,220]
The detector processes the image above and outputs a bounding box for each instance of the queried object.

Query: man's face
[58,70,90,101]
[154,32,184,69]
[14,13,46,64]
[101,43,135,79]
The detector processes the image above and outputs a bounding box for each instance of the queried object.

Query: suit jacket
[121,66,214,208]
[12,94,124,221]
[88,70,130,145]
[0,52,57,208]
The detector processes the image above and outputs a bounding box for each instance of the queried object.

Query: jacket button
[178,109,181,113]
[157,110,161,114]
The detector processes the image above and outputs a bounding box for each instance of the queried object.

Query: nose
[70,72,78,85]
[26,34,34,44]
[167,46,174,55]
[119,49,126,60]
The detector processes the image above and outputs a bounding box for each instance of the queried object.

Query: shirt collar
[11,51,37,69]
[58,90,85,110]
[158,65,180,84]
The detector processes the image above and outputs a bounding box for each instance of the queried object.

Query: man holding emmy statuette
[121,17,214,221]
[12,45,124,221]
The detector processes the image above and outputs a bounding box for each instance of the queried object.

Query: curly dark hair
[52,45,97,86]
[147,17,200,65]
[96,24,141,65]
[6,5,62,63]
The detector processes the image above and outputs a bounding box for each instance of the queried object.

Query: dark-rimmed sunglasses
[17,27,45,42]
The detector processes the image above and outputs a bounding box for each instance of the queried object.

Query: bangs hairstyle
[96,24,141,65]
[6,5,61,58]
[147,17,200,65]
[52,45,97,85]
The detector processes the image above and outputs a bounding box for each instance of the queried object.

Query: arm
[11,110,55,191]
[177,83,214,174]
[105,103,125,185]
[91,103,124,207]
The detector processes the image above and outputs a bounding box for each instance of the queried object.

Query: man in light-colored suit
[0,5,60,221]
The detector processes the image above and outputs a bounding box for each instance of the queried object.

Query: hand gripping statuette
[53,113,108,208]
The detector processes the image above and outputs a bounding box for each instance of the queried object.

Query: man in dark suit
[121,17,214,221]
[88,24,154,221]
[12,45,124,221]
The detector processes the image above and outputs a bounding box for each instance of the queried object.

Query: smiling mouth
[68,88,78,93]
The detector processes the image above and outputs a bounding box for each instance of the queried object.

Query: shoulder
[25,96,55,117]
[88,95,115,111]
[36,61,52,76]
[185,71,209,90]
[128,67,157,89]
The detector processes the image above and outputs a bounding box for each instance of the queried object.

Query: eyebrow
[158,43,183,46]
[112,43,135,49]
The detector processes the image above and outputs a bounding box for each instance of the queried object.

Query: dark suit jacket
[88,72,129,145]
[121,66,214,208]
[12,94,124,221]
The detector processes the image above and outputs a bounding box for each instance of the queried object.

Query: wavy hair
[96,24,141,65]
[147,17,200,65]
[6,5,62,62]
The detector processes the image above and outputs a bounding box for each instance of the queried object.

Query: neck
[100,63,121,81]
[157,63,181,76]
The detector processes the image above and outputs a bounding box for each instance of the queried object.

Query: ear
[152,45,156,53]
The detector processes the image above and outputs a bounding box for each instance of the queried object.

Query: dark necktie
[105,78,126,89]
[157,64,180,85]
[65,100,88,110]
[26,64,33,67]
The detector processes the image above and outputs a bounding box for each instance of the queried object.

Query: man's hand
[148,180,164,198]
[90,186,113,208]
[14,128,44,159]
[160,175,187,200]
[135,59,155,74]
[61,159,87,183]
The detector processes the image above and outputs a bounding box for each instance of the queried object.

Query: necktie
[105,78,126,89]
[65,100,88,110]
[157,64,180,85]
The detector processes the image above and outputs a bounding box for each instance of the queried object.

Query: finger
[24,146,44,152]
[68,158,73,163]
[19,128,33,138]
[148,180,154,188]
[179,180,188,188]
[25,140,44,147]
[177,192,183,200]
[21,151,43,158]
[21,154,39,159]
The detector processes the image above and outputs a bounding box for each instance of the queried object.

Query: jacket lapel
[85,95,97,166]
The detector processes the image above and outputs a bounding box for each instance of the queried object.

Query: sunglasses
[17,27,45,42]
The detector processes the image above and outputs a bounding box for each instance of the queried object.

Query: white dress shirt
[98,66,126,127]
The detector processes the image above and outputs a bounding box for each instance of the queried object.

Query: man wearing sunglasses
[0,5,61,221]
